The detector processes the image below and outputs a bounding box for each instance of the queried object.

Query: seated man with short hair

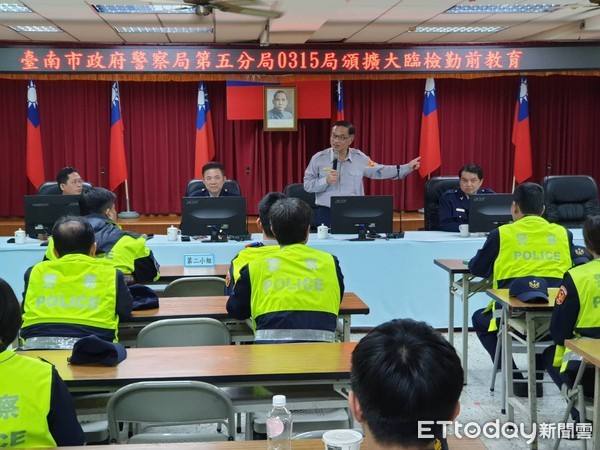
[225,192,286,294]
[350,318,463,450]
[21,216,133,348]
[190,162,240,198]
[438,164,494,232]
[0,277,84,447]
[227,197,344,343]
[45,187,160,284]
[56,166,84,195]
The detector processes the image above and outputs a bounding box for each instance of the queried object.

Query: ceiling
[1,0,600,45]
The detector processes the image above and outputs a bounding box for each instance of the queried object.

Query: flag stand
[117,180,139,219]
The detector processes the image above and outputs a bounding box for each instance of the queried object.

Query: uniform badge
[367,159,376,167]
[323,167,332,172]
[555,286,567,305]
[225,273,231,287]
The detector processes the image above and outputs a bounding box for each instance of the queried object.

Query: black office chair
[423,176,460,231]
[283,183,317,229]
[542,175,600,228]
[37,181,93,195]
[185,179,241,197]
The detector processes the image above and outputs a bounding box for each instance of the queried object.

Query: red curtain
[0,76,599,217]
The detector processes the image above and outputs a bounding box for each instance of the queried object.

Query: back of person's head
[458,164,483,179]
[583,215,600,256]
[269,197,312,246]
[333,120,355,136]
[0,278,21,351]
[56,166,78,185]
[513,182,545,215]
[350,318,463,449]
[258,192,287,238]
[79,187,116,216]
[202,162,225,177]
[52,216,95,257]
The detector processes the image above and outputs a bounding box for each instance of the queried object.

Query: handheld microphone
[332,151,339,170]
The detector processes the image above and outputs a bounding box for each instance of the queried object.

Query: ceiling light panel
[10,25,62,32]
[114,26,213,33]
[415,26,509,33]
[445,4,564,14]
[94,4,194,14]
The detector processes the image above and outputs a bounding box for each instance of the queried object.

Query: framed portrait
[264,86,297,131]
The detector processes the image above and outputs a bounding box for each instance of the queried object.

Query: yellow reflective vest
[494,215,572,287]
[22,254,120,341]
[0,349,56,448]
[230,244,280,286]
[553,260,600,371]
[248,244,340,334]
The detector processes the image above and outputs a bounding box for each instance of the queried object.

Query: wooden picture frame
[264,86,297,131]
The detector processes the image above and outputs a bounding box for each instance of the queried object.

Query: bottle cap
[272,394,286,407]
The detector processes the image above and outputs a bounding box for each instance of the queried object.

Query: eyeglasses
[331,133,350,141]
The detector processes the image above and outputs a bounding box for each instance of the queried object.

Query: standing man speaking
[303,121,420,227]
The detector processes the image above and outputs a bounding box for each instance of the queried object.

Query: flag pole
[117,179,139,219]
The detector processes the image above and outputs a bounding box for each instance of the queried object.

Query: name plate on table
[184,254,215,267]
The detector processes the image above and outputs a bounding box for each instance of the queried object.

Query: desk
[126,292,369,342]
[36,436,486,450]
[20,342,355,391]
[487,288,558,449]
[565,338,600,448]
[158,264,229,281]
[434,258,490,384]
[0,230,584,328]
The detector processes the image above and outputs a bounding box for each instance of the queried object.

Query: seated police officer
[21,216,133,349]
[438,164,494,232]
[225,192,286,294]
[470,182,576,397]
[226,197,344,343]
[44,187,160,284]
[350,318,463,450]
[190,162,240,198]
[0,277,84,447]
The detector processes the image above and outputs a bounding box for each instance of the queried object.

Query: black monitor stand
[348,225,376,242]
[202,226,229,243]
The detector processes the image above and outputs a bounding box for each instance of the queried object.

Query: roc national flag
[109,81,128,191]
[195,82,215,178]
[26,80,45,188]
[335,80,345,121]
[512,77,532,183]
[418,78,441,178]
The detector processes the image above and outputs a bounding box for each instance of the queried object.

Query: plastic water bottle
[266,395,292,450]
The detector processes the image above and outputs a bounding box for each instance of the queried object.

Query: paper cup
[322,429,363,450]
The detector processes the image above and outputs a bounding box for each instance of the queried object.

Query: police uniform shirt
[189,187,240,198]
[303,147,412,208]
[438,187,494,232]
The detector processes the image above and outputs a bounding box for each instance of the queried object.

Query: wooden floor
[0,212,423,236]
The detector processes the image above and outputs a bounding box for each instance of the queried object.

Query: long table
[38,436,486,450]
[19,342,355,391]
[42,436,486,450]
[125,292,369,343]
[1,230,584,329]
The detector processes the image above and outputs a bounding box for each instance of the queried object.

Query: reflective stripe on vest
[248,244,340,330]
[0,349,56,448]
[22,254,120,340]
[255,329,336,342]
[494,216,572,288]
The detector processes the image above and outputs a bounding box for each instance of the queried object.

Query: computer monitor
[180,196,247,242]
[330,195,394,241]
[468,193,514,233]
[24,195,81,236]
